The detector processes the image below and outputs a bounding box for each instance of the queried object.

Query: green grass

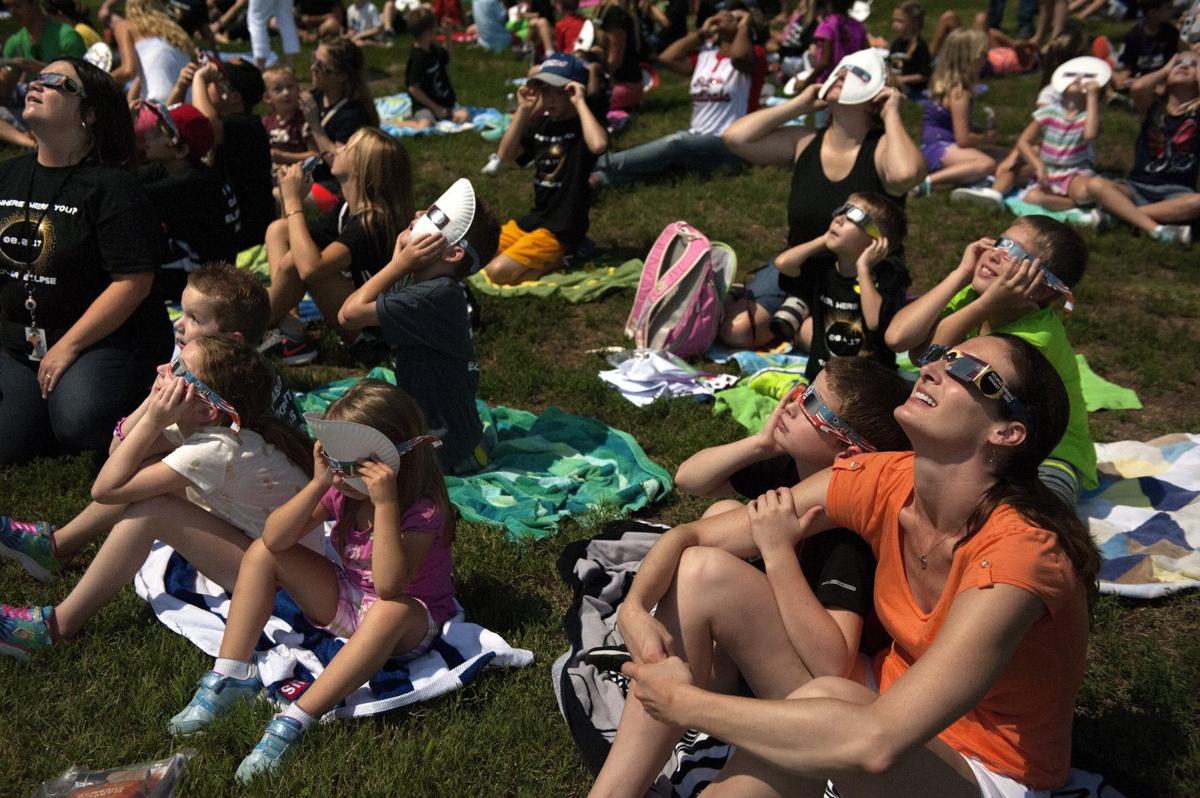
[2,2,1200,795]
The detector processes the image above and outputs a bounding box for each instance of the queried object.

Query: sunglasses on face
[831,203,882,239]
[169,358,242,432]
[322,435,443,477]
[310,60,339,76]
[136,99,180,144]
[991,236,1074,311]
[33,72,87,99]
[784,383,878,452]
[917,345,1028,421]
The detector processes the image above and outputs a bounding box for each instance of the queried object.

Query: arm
[1014,118,1045,185]
[1083,83,1101,141]
[338,232,445,331]
[109,389,178,458]
[722,83,822,167]
[190,64,225,145]
[855,238,889,331]
[299,92,338,157]
[775,235,829,277]
[674,403,789,497]
[569,82,609,155]
[166,61,197,106]
[357,460,436,599]
[214,0,248,31]
[497,83,539,164]
[750,493,864,678]
[39,272,154,397]
[808,36,833,79]
[277,163,353,281]
[271,146,320,165]
[605,22,627,76]
[874,88,926,194]
[629,584,1046,776]
[727,12,756,74]
[948,87,989,148]
[91,378,197,504]
[108,17,140,86]
[658,29,702,76]
[1129,54,1175,115]
[883,238,988,354]
[262,443,333,551]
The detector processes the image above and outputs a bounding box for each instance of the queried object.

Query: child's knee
[701,498,744,518]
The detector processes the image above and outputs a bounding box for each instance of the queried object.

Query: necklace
[912,532,957,569]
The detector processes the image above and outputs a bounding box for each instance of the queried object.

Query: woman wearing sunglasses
[612,333,1099,798]
[720,48,925,348]
[0,58,172,465]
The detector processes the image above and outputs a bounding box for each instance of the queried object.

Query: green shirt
[3,18,86,63]
[943,286,1098,490]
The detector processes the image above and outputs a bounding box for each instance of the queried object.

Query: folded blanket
[468,259,643,303]
[294,369,672,539]
[1081,433,1200,598]
[449,402,673,539]
[134,543,533,721]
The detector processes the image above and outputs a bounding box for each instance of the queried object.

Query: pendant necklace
[913,533,957,569]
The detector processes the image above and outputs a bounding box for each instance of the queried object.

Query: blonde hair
[343,127,415,252]
[126,0,192,54]
[324,380,453,551]
[929,29,986,103]
[261,64,298,84]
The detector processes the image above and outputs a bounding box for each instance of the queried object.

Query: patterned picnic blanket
[374,92,503,138]
[468,259,644,304]
[1082,433,1200,597]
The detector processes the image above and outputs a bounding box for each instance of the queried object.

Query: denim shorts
[1115,178,1196,207]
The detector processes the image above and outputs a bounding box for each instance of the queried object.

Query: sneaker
[1152,224,1193,247]
[950,186,1004,210]
[0,604,54,661]
[1074,208,1103,230]
[168,669,262,735]
[259,328,318,366]
[0,517,61,582]
[909,176,932,199]
[480,153,502,175]
[235,716,305,782]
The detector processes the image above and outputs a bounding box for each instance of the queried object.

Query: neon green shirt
[943,286,1098,490]
[3,19,86,62]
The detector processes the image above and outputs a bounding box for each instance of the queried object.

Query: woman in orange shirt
[615,332,1100,796]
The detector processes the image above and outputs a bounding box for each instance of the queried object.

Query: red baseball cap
[168,103,215,159]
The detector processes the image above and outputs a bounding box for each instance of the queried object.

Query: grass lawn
[2,1,1199,794]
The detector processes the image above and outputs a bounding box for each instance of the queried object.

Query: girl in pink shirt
[168,379,456,783]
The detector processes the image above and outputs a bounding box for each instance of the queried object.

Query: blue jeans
[591,131,744,187]
[0,337,170,465]
[987,0,1037,34]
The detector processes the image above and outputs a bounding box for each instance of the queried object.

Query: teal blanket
[296,370,672,539]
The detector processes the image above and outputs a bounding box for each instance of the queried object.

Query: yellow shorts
[499,220,566,272]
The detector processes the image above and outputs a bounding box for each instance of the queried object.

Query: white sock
[213,657,257,681]
[280,702,317,729]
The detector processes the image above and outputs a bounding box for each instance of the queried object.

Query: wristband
[285,209,303,218]
[113,416,128,441]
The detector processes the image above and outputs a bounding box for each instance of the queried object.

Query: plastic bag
[31,750,193,798]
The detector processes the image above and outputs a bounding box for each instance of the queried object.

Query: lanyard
[20,161,78,330]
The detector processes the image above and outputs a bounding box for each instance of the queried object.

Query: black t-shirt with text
[1131,102,1200,188]
[137,162,239,274]
[888,36,931,91]
[0,156,170,357]
[309,202,392,287]
[516,113,597,250]
[405,44,456,112]
[376,275,482,470]
[1118,22,1179,76]
[215,111,274,251]
[793,260,910,380]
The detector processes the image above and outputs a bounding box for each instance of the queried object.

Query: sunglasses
[33,72,87,99]
[310,60,340,76]
[784,382,878,452]
[917,345,1028,421]
[992,236,1074,311]
[169,358,242,432]
[831,202,882,239]
[321,435,444,476]
[136,99,179,144]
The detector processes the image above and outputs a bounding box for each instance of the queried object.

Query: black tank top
[781,126,904,296]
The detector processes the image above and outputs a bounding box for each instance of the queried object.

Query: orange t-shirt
[825,452,1088,790]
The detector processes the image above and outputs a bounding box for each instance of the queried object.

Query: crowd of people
[0,0,1197,790]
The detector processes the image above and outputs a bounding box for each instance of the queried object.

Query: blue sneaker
[168,670,262,735]
[235,716,305,782]
[0,517,61,582]
[0,604,55,661]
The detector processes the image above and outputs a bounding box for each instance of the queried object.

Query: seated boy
[721,192,911,384]
[885,215,1097,505]
[590,357,912,796]
[483,53,608,286]
[133,101,239,302]
[405,7,472,126]
[0,263,304,584]
[339,180,501,475]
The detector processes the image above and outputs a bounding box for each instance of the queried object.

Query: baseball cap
[169,103,216,159]
[530,53,588,88]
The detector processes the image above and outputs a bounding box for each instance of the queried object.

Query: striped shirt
[1033,104,1092,175]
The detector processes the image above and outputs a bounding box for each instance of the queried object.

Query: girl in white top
[0,337,316,661]
[109,0,192,103]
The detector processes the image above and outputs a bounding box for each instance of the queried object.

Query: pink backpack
[624,221,737,358]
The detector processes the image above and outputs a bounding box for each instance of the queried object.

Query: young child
[913,28,1000,196]
[346,0,386,45]
[554,0,586,53]
[995,72,1104,223]
[168,381,456,781]
[405,7,471,126]
[765,192,910,381]
[339,179,501,475]
[888,0,931,99]
[261,66,318,164]
[1114,0,1181,90]
[885,216,1098,505]
[807,0,867,88]
[133,100,239,301]
[591,356,911,795]
[483,54,607,285]
[0,337,315,660]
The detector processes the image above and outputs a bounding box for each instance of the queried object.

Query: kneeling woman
[613,333,1099,797]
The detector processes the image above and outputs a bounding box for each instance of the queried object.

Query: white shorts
[963,757,1049,798]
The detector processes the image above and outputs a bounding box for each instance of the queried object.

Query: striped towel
[134,542,533,720]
